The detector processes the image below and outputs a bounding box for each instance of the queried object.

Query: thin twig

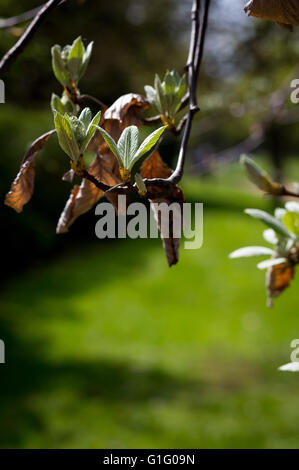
[0,0,64,77]
[0,4,43,29]
[169,0,210,185]
[84,0,210,196]
[82,170,112,193]
[280,186,299,199]
[77,94,107,111]
[75,0,209,197]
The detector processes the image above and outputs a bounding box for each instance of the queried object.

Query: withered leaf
[150,186,185,267]
[245,0,299,29]
[140,149,184,266]
[5,129,56,213]
[104,93,148,123]
[141,150,172,180]
[266,262,295,307]
[56,154,121,233]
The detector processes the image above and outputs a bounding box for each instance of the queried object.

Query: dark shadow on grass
[0,328,207,448]
[0,238,203,447]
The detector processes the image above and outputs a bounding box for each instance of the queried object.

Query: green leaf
[240,155,282,194]
[117,126,139,169]
[68,36,85,84]
[172,69,181,87]
[229,246,275,259]
[283,211,299,237]
[245,208,294,239]
[79,107,92,130]
[54,112,80,162]
[155,74,166,114]
[257,258,287,270]
[164,70,175,110]
[51,45,69,87]
[80,41,93,79]
[51,93,77,115]
[79,110,101,153]
[51,94,67,114]
[174,75,187,113]
[134,172,147,196]
[129,126,167,170]
[93,125,123,167]
[164,70,174,94]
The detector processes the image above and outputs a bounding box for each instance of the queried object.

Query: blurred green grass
[1,177,299,449]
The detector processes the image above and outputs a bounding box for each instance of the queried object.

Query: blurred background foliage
[1,0,299,448]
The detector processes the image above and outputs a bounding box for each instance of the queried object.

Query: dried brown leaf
[141,151,172,180]
[245,0,299,29]
[5,129,56,213]
[104,93,148,123]
[57,154,121,233]
[140,149,183,266]
[266,262,295,307]
[150,186,185,267]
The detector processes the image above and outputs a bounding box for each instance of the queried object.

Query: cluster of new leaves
[52,36,93,89]
[54,108,101,164]
[51,36,93,115]
[95,124,166,183]
[4,36,187,267]
[144,70,187,127]
[230,156,299,306]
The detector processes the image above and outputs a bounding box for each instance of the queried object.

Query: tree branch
[168,0,210,185]
[280,186,299,199]
[0,4,44,29]
[0,0,64,77]
[76,94,107,111]
[81,0,210,198]
[82,170,112,193]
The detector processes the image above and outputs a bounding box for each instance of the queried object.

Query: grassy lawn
[0,172,299,449]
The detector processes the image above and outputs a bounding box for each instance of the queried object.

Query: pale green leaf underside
[263,229,278,245]
[257,257,287,270]
[51,45,69,87]
[80,41,93,79]
[229,246,275,259]
[279,362,299,372]
[68,36,85,83]
[245,208,294,239]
